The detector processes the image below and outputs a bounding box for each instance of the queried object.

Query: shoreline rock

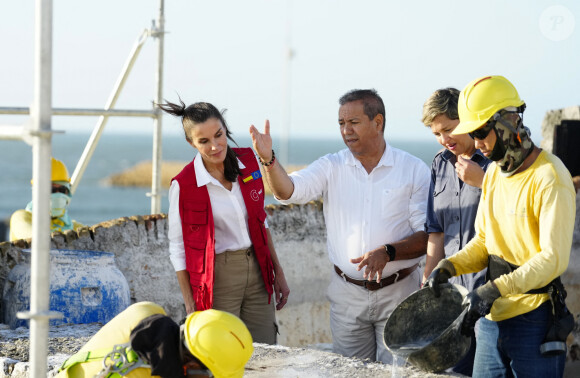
[102,160,186,189]
[103,160,305,195]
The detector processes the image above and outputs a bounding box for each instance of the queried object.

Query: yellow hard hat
[452,75,525,135]
[51,157,71,183]
[30,157,71,185]
[183,309,253,378]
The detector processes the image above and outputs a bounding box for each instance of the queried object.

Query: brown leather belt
[334,263,419,291]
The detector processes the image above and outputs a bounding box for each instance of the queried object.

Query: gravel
[0,323,454,378]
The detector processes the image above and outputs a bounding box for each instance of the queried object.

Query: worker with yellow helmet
[427,76,575,377]
[9,157,84,241]
[58,301,254,378]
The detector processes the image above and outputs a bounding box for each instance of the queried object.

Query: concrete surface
[0,321,453,378]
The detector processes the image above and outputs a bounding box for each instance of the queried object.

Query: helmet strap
[495,112,519,135]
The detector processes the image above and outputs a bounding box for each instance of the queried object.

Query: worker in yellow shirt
[58,301,253,378]
[9,157,84,241]
[427,75,575,378]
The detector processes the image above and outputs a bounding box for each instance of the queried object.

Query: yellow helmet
[30,157,71,185]
[51,157,71,183]
[452,75,525,135]
[183,309,253,378]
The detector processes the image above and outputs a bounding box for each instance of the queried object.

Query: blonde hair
[421,87,460,127]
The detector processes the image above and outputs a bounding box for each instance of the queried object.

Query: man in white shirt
[249,89,430,363]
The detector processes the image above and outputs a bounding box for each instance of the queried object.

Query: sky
[1,0,579,143]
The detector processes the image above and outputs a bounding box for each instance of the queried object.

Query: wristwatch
[384,244,396,262]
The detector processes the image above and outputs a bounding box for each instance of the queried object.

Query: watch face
[386,244,396,260]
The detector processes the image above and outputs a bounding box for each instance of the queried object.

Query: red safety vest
[172,147,274,311]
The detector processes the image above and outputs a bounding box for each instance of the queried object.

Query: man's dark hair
[339,89,386,131]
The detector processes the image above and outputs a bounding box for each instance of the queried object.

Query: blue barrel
[2,249,131,329]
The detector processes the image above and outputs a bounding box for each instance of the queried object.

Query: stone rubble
[0,322,455,378]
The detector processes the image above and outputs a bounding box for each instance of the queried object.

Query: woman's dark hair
[157,98,241,182]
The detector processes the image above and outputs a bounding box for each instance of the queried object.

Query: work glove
[461,281,501,336]
[426,259,456,297]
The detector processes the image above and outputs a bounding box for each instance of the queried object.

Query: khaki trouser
[213,246,277,344]
[327,267,420,363]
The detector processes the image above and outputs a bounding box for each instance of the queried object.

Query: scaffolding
[0,1,166,376]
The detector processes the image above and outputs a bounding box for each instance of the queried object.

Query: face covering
[25,192,74,232]
[50,192,70,218]
[487,110,534,177]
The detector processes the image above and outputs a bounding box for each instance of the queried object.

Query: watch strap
[384,244,396,261]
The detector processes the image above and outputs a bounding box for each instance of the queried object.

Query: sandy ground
[0,322,454,378]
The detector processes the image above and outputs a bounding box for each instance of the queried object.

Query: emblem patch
[243,170,262,183]
[250,189,263,201]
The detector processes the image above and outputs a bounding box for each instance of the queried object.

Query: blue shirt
[425,149,491,291]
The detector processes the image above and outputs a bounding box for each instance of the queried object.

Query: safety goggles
[51,184,70,195]
[468,120,495,140]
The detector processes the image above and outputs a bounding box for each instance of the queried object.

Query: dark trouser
[473,302,565,378]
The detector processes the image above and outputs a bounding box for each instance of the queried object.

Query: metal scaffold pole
[69,28,150,195]
[280,0,293,167]
[149,0,165,214]
[17,1,62,377]
[0,4,164,216]
[0,3,168,375]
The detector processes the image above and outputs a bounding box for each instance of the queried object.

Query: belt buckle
[364,280,380,290]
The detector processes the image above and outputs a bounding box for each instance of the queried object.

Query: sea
[0,133,441,240]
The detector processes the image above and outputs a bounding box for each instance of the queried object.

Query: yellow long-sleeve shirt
[448,150,575,321]
[58,302,165,377]
[9,209,84,241]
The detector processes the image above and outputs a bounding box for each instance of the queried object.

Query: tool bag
[487,255,574,355]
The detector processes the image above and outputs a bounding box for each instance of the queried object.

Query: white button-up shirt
[168,153,266,271]
[278,143,429,280]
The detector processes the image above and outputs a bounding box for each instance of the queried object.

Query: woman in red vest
[159,99,290,344]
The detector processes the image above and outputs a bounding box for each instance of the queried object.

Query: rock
[103,160,305,196]
[0,322,452,378]
[540,105,580,152]
[102,160,187,189]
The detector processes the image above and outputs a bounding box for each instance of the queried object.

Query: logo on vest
[243,170,262,183]
[250,189,263,201]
